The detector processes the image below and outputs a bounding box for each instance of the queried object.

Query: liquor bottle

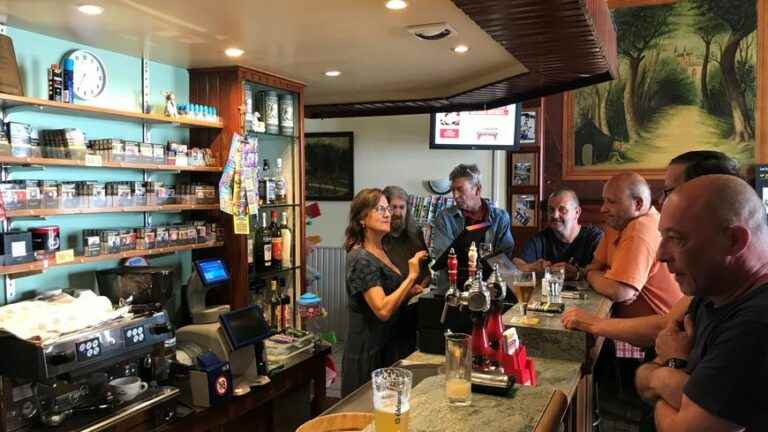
[270,210,283,269]
[258,159,275,205]
[270,280,282,331]
[280,212,292,268]
[261,214,273,269]
[253,214,266,272]
[274,158,287,204]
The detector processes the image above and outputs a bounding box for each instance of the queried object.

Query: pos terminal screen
[219,305,272,350]
[194,258,230,286]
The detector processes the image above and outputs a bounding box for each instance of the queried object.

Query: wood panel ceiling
[305,0,618,118]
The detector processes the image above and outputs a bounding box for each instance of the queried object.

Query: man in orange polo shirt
[584,172,683,318]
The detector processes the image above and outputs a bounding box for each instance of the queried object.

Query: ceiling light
[77,4,104,15]
[385,0,408,10]
[224,48,245,58]
[453,45,470,54]
[325,70,341,77]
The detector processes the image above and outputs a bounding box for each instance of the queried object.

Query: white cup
[109,376,148,402]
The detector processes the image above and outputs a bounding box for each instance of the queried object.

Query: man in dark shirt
[382,185,429,358]
[635,175,768,431]
[513,189,602,280]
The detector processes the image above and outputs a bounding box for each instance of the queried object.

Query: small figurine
[162,91,178,117]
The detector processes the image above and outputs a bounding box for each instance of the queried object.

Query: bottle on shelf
[279,277,291,330]
[259,159,275,205]
[274,158,287,205]
[261,214,273,270]
[270,279,282,331]
[270,210,283,269]
[280,211,292,268]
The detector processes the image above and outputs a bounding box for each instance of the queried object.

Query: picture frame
[305,132,354,201]
[511,152,537,186]
[511,194,537,227]
[519,109,538,145]
[562,0,762,180]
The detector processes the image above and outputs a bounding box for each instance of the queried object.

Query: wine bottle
[280,212,292,268]
[262,214,272,269]
[258,159,275,205]
[270,210,283,269]
[270,280,282,331]
[274,158,287,205]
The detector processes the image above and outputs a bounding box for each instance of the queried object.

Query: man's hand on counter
[561,308,603,334]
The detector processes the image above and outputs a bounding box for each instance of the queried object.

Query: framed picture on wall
[511,153,537,186]
[511,194,537,227]
[519,109,538,145]
[305,132,354,201]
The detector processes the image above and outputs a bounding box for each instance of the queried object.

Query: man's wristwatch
[663,358,688,369]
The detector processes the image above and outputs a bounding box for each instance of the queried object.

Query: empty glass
[548,268,565,303]
[372,368,412,432]
[445,333,472,406]
[478,242,493,259]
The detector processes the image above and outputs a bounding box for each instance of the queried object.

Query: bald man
[583,173,682,318]
[636,175,768,431]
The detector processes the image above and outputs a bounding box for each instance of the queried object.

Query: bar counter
[322,282,614,431]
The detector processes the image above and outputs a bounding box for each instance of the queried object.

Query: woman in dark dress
[341,188,427,396]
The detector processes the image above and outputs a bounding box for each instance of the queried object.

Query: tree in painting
[573,0,756,169]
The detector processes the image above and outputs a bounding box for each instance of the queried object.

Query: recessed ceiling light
[77,4,104,15]
[224,48,245,58]
[453,45,470,54]
[325,70,341,77]
[385,0,408,10]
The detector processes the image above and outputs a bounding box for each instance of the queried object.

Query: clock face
[65,50,107,100]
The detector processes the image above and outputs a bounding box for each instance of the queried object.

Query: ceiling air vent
[407,22,457,41]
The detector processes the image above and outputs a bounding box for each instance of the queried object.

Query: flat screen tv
[429,103,522,151]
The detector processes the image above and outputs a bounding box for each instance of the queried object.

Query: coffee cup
[109,376,148,402]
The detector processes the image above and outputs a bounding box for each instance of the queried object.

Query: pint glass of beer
[445,333,472,406]
[371,367,412,432]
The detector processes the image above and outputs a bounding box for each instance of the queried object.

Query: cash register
[176,258,272,405]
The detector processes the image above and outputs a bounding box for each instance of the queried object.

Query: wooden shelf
[258,203,301,209]
[0,93,224,128]
[0,241,224,276]
[0,155,223,172]
[5,204,219,218]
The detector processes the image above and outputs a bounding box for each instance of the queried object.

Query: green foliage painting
[571,0,756,170]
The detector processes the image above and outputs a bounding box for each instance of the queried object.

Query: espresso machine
[441,248,537,393]
[0,302,178,432]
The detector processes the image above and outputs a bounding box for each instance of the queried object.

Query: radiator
[307,246,348,340]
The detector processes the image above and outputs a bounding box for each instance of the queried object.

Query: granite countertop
[501,281,613,363]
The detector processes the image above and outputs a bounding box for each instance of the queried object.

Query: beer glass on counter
[445,333,472,406]
[372,367,412,432]
[511,271,537,324]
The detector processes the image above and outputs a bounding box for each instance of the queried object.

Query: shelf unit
[190,66,306,322]
[5,204,219,218]
[0,241,224,276]
[0,155,222,172]
[0,93,224,128]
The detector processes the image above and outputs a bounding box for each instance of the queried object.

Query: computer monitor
[194,258,231,287]
[219,305,272,350]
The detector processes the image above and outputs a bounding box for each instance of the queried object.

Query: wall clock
[62,49,107,100]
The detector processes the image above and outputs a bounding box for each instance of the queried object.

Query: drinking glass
[548,268,565,303]
[372,367,412,432]
[445,333,472,406]
[511,271,536,324]
[478,242,493,259]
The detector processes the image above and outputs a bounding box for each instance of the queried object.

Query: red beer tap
[447,248,458,287]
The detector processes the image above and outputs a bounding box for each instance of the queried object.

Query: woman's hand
[408,251,428,280]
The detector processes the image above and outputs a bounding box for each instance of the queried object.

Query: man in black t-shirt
[513,189,602,280]
[635,175,768,431]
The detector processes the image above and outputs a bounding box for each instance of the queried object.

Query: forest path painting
[568,0,756,172]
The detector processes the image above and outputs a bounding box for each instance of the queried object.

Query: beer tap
[441,248,459,323]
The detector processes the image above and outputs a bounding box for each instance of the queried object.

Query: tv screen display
[219,305,272,350]
[194,258,230,287]
[429,103,522,150]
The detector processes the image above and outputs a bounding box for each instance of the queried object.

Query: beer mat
[527,302,565,314]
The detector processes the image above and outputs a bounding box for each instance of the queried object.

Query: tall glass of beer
[372,367,412,432]
[445,333,472,406]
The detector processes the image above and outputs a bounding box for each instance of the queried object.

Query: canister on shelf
[38,181,58,208]
[82,229,101,257]
[155,226,169,248]
[31,225,60,259]
[278,93,294,136]
[259,91,279,134]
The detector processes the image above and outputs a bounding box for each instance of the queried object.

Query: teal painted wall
[2,26,198,305]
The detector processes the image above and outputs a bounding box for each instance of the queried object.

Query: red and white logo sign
[439,128,459,139]
[215,375,228,396]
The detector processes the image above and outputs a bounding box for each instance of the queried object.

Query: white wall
[305,114,507,247]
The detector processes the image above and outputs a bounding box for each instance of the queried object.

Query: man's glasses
[373,205,393,215]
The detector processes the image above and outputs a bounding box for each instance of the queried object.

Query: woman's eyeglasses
[373,205,393,215]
